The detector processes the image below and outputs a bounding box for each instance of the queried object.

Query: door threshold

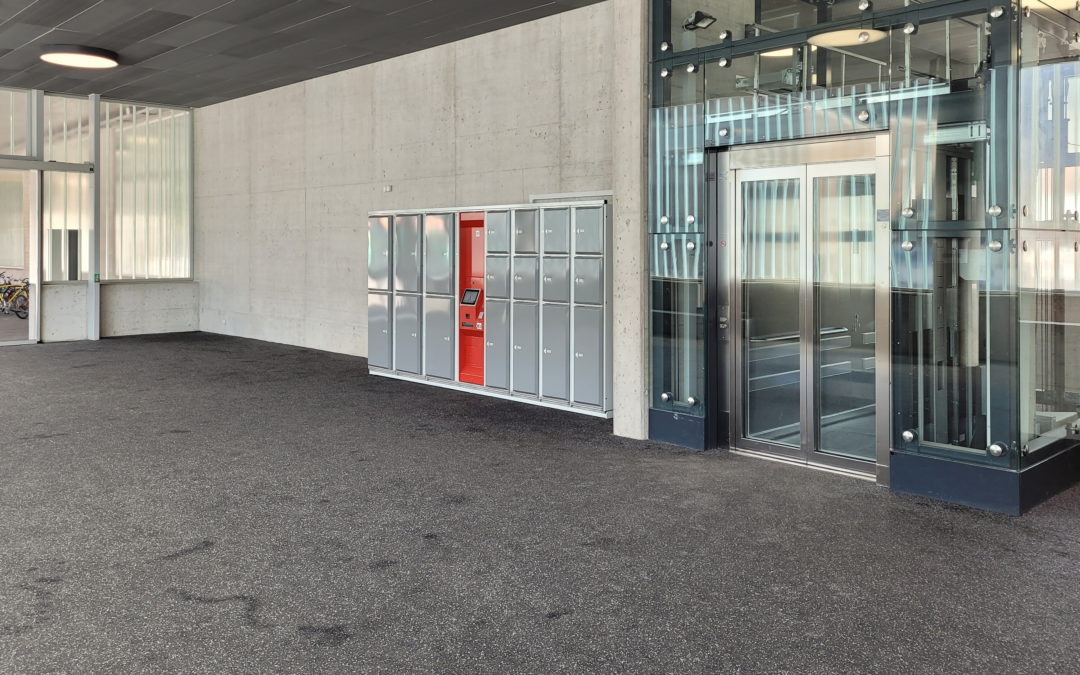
[730,447,876,481]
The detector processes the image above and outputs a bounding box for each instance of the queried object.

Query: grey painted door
[512,303,539,395]
[487,211,510,253]
[573,257,604,305]
[368,216,391,291]
[573,305,604,407]
[486,256,510,298]
[485,300,510,389]
[393,215,421,293]
[394,294,422,374]
[424,296,455,380]
[542,257,570,303]
[424,214,454,295]
[368,292,392,369]
[542,304,570,401]
[542,209,570,254]
[574,206,605,255]
[513,257,539,301]
[514,210,538,254]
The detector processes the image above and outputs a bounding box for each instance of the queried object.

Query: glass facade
[649,0,1080,511]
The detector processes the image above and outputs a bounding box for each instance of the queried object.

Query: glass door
[0,169,37,345]
[734,160,885,471]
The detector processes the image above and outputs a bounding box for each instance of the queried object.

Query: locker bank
[646,0,1080,514]
[367,202,614,417]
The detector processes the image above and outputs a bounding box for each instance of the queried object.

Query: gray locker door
[573,258,604,305]
[573,305,604,407]
[368,217,391,291]
[393,215,421,293]
[424,296,455,380]
[513,257,539,301]
[512,303,539,395]
[367,292,392,369]
[394,295,421,374]
[542,209,570,254]
[424,214,454,295]
[485,300,510,389]
[542,304,570,400]
[486,256,511,298]
[514,210,538,254]
[487,211,510,253]
[574,206,605,255]
[542,257,570,303]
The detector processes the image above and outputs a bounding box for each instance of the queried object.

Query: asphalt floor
[1,333,1078,674]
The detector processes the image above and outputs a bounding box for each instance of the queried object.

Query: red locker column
[458,212,485,385]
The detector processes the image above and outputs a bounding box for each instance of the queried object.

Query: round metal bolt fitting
[686,63,697,73]
[660,392,672,403]
[989,240,1004,252]
[858,0,872,10]
[990,6,1005,19]
[901,207,915,218]
[901,240,915,252]
[987,204,1003,218]
[901,430,917,443]
[686,241,697,251]
[660,215,669,225]
[718,127,730,137]
[988,443,1007,457]
[660,241,670,251]
[660,41,670,52]
[687,396,698,406]
[660,67,670,78]
[717,57,730,68]
[686,215,696,225]
[857,109,870,123]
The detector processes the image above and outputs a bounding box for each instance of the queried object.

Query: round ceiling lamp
[807,28,887,48]
[40,44,119,69]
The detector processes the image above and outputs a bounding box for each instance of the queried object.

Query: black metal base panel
[890,446,1080,516]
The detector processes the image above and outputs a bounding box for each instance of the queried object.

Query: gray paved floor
[1,333,1079,674]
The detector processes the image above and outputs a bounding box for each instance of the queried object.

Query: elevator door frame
[724,136,891,481]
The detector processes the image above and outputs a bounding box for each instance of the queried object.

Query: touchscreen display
[461,289,481,306]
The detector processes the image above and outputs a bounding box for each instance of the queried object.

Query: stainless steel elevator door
[734,160,885,471]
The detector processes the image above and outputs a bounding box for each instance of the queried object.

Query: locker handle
[486,342,495,347]
[514,345,523,351]
[575,278,585,284]
[487,274,495,280]
[575,352,584,358]
[443,336,451,342]
[411,333,418,337]
[543,349,552,354]
[543,276,553,282]
[514,275,523,281]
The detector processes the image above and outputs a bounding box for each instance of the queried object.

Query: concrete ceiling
[0,0,604,108]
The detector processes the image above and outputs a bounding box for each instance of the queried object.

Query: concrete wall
[100,282,199,338]
[41,284,86,342]
[195,0,650,438]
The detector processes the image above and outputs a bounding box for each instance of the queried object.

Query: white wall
[100,282,199,338]
[195,0,650,437]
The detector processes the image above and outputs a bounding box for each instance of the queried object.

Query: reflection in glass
[813,175,876,461]
[743,177,801,446]
[0,88,29,157]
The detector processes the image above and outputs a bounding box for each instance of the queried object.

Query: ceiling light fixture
[762,45,818,58]
[807,28,887,48]
[684,10,717,31]
[40,44,118,69]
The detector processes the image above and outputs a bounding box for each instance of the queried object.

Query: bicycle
[0,272,29,320]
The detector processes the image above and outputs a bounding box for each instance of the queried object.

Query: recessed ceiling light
[761,45,818,57]
[807,29,887,48]
[40,44,119,69]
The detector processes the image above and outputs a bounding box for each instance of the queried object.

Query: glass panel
[891,229,1017,468]
[813,174,876,461]
[43,172,92,282]
[1019,231,1080,464]
[0,87,29,157]
[0,170,32,342]
[665,0,756,53]
[651,276,706,414]
[100,103,193,280]
[757,0,909,33]
[44,94,92,164]
[743,176,802,446]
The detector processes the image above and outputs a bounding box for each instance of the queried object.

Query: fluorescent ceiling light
[762,46,818,57]
[807,29,887,48]
[40,44,118,69]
